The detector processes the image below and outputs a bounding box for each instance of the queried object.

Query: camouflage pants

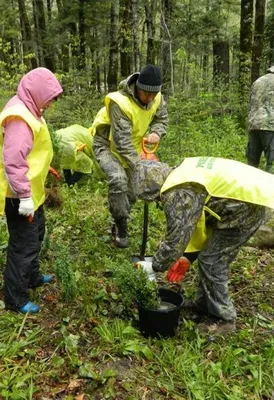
[93,143,136,220]
[194,197,265,321]
[154,185,266,321]
[246,130,274,173]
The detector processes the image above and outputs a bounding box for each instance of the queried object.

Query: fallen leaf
[75,394,85,400]
[67,379,82,390]
[45,294,58,302]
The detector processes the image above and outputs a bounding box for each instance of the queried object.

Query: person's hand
[146,132,160,144]
[135,261,157,281]
[166,257,190,283]
[19,197,35,217]
[140,152,158,161]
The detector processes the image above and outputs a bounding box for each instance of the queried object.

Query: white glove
[19,197,35,217]
[135,261,157,281]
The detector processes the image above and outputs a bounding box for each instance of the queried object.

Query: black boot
[113,218,128,248]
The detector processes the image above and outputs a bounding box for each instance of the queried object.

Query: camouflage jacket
[132,160,265,272]
[93,73,168,169]
[248,69,274,132]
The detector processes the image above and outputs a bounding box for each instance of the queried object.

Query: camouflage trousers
[154,186,266,321]
[195,197,265,321]
[93,142,136,220]
[246,130,274,173]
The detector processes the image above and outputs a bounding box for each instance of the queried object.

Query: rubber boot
[113,218,128,248]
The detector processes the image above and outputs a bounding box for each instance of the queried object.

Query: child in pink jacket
[0,68,63,314]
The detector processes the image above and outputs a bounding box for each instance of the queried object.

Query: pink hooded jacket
[2,67,63,198]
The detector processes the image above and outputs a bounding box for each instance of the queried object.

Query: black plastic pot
[138,288,184,338]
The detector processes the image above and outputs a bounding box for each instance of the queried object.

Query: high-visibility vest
[161,156,274,252]
[91,91,161,167]
[0,105,53,214]
[56,124,94,174]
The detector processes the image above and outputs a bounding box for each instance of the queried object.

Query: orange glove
[140,152,158,161]
[48,166,60,180]
[166,257,190,283]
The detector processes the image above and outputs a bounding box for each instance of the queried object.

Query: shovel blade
[131,255,153,264]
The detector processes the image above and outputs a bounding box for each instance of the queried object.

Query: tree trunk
[131,0,140,71]
[266,0,274,66]
[107,0,120,91]
[33,0,55,70]
[46,0,51,22]
[145,1,156,64]
[56,0,69,72]
[239,0,254,93]
[120,0,132,77]
[213,41,230,86]
[251,0,266,83]
[78,0,86,71]
[161,0,173,95]
[18,0,38,69]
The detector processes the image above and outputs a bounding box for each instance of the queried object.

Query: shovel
[132,138,159,264]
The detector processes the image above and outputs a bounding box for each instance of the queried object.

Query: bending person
[55,124,93,185]
[133,156,274,334]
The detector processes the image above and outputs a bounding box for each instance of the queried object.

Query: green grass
[0,93,274,399]
[0,178,273,399]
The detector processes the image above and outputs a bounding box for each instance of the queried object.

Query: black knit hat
[136,64,162,92]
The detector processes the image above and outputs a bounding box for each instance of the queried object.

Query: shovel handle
[142,138,158,154]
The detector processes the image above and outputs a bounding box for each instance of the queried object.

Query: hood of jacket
[16,67,63,119]
[118,72,155,110]
[133,160,173,202]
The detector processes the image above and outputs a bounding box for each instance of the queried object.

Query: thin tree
[161,0,173,96]
[213,41,230,86]
[108,0,120,91]
[251,0,266,83]
[145,0,156,64]
[78,0,86,71]
[265,0,274,66]
[32,0,54,70]
[131,0,140,71]
[120,0,132,77]
[239,0,254,93]
[18,0,37,68]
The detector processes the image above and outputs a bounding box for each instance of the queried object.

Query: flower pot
[138,288,184,338]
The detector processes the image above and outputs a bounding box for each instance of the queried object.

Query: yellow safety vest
[161,156,274,252]
[91,91,161,167]
[0,105,53,215]
[56,124,93,174]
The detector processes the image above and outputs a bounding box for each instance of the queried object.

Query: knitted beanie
[136,64,162,92]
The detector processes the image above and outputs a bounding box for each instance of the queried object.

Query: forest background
[1,0,274,399]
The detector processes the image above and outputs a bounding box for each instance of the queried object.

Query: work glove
[166,257,190,283]
[19,197,35,217]
[140,152,158,161]
[49,166,60,180]
[135,261,157,281]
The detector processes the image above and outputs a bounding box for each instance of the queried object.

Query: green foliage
[53,243,78,301]
[0,366,35,400]
[112,260,160,310]
[0,314,41,399]
[95,319,153,360]
[159,89,247,166]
